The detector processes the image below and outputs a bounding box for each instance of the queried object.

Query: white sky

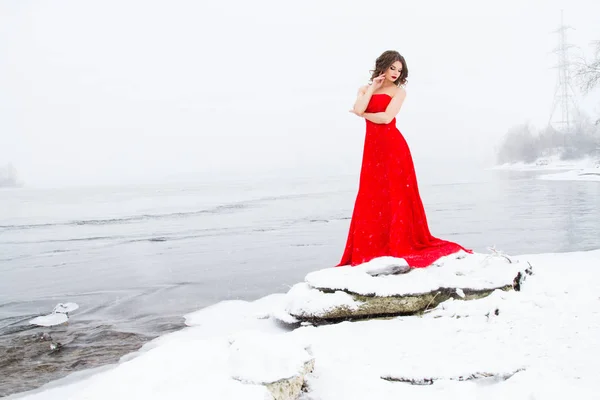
[1,0,599,187]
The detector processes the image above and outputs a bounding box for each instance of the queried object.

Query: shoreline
[8,248,600,400]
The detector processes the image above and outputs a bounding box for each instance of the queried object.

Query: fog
[1,0,599,187]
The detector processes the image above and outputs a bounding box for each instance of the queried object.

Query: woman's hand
[370,74,385,91]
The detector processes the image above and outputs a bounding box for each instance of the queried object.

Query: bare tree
[574,40,600,95]
[496,113,600,164]
[496,124,538,164]
[0,163,20,188]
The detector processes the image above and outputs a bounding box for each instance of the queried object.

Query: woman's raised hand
[370,74,385,91]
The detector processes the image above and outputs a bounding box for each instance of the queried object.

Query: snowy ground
[538,167,600,182]
[8,250,600,400]
[493,155,598,172]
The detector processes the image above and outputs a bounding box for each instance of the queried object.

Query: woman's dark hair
[370,50,408,86]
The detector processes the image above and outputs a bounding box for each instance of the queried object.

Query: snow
[228,331,313,384]
[28,313,68,327]
[350,256,410,276]
[52,303,79,314]
[424,288,523,320]
[11,249,600,400]
[283,282,360,320]
[29,302,80,327]
[493,156,600,182]
[303,251,523,297]
[493,155,597,171]
[539,167,600,182]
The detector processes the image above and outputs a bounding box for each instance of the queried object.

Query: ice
[52,303,79,314]
[29,313,69,327]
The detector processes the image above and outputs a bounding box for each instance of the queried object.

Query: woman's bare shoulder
[393,86,407,97]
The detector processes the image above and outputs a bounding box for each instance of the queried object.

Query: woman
[338,50,471,268]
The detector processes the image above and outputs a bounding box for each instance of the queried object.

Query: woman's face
[385,61,403,82]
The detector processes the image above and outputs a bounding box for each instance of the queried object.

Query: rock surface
[265,359,315,400]
[229,332,315,400]
[280,252,531,323]
[381,368,525,385]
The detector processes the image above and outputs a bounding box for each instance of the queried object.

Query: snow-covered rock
[381,368,525,386]
[281,252,530,322]
[228,332,314,400]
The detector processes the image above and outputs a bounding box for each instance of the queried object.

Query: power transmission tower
[548,10,579,135]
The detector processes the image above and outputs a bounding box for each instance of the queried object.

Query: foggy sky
[1,0,599,187]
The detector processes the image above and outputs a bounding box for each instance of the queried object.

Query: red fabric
[338,93,472,268]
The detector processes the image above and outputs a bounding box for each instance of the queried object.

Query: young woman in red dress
[338,50,471,268]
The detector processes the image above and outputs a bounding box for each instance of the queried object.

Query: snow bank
[228,331,312,384]
[538,167,600,182]
[493,155,597,172]
[11,249,600,400]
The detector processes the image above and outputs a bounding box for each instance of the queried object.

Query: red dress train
[338,93,471,268]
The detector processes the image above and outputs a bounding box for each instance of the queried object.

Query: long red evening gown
[338,93,471,268]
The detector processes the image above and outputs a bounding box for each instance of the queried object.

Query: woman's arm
[352,85,374,115]
[362,88,407,124]
[361,112,391,124]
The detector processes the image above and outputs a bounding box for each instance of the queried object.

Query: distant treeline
[0,163,20,187]
[497,115,600,164]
